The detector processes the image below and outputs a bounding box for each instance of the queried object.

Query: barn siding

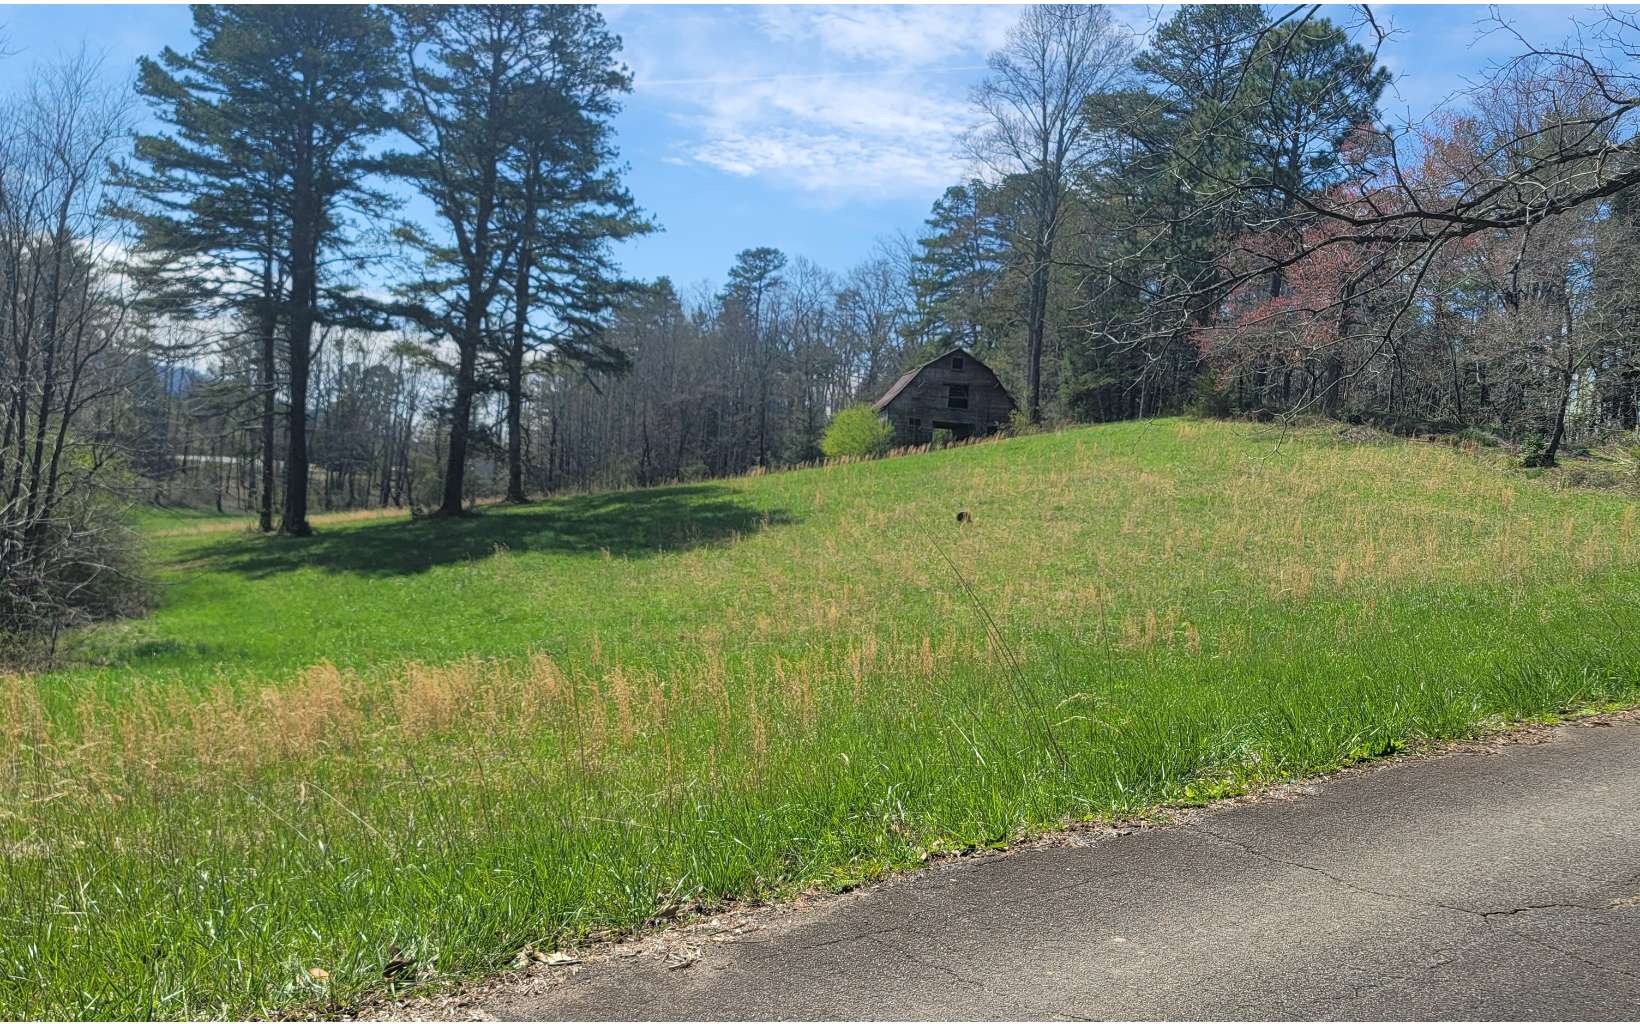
[877,350,1014,446]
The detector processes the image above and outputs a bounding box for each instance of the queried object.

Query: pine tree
[720,248,788,468]
[498,6,650,502]
[908,183,1010,358]
[1250,17,1392,224]
[120,5,398,536]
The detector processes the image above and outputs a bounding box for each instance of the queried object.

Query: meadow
[6,418,1640,1019]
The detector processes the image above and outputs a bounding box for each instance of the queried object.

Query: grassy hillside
[8,419,1640,1018]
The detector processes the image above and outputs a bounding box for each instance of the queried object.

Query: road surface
[472,717,1640,1020]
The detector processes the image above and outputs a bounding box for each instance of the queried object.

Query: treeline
[138,247,917,504]
[1070,4,1640,458]
[126,335,430,514]
[129,4,1640,517]
[910,3,1640,450]
[436,3,1640,492]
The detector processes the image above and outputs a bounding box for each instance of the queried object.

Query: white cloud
[612,5,1023,203]
[678,73,982,198]
[755,5,1018,66]
[683,125,962,198]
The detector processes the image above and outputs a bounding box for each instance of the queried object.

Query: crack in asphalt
[785,927,900,953]
[1191,826,1500,918]
[1479,902,1601,919]
[862,934,1062,1020]
[1190,826,1640,989]
[864,935,989,992]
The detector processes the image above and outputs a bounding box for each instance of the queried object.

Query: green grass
[126,504,249,531]
[7,418,1640,1019]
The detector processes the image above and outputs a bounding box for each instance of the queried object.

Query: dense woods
[8,2,1640,657]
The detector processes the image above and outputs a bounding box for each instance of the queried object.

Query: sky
[0,3,1614,294]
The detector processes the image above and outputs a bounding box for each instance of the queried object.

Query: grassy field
[6,418,1640,1019]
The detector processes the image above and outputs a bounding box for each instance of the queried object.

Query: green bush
[1521,432,1553,467]
[1454,425,1502,448]
[821,405,893,459]
[1007,408,1041,436]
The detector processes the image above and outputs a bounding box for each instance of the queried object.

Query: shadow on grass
[201,483,797,579]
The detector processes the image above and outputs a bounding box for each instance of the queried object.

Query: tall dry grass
[5,627,1017,802]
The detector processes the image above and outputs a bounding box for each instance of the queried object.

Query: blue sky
[0,4,1610,293]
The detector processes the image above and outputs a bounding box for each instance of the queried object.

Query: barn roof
[872,347,992,412]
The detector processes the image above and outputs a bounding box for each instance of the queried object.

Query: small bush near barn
[821,404,894,459]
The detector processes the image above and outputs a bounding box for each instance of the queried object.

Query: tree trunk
[1450,342,1465,425]
[438,300,481,517]
[505,167,536,504]
[281,168,318,537]
[22,204,73,531]
[1024,175,1061,425]
[281,319,313,535]
[506,343,525,502]
[1540,293,1577,466]
[258,289,277,533]
[1543,372,1571,466]
[1026,258,1048,424]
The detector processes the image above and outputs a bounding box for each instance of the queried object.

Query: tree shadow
[200,483,798,579]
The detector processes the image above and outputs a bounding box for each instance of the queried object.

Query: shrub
[1520,432,1552,467]
[1455,425,1502,448]
[1,486,149,667]
[821,405,893,459]
[1007,408,1041,436]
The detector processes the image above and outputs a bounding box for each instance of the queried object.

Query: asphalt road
[488,717,1640,1021]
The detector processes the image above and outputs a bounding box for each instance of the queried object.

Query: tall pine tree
[121,5,398,536]
[499,6,649,502]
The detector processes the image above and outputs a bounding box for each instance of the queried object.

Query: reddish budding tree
[1198,181,1397,414]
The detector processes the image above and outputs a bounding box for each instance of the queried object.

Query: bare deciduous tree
[0,54,146,661]
[969,4,1131,423]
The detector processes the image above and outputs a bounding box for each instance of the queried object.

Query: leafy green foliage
[820,405,893,459]
[1522,432,1553,467]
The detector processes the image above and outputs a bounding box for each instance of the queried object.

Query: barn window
[947,384,969,409]
[951,355,965,370]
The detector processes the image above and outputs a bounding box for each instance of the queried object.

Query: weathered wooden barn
[872,347,1015,446]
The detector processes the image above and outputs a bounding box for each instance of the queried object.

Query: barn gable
[872,347,1015,446]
